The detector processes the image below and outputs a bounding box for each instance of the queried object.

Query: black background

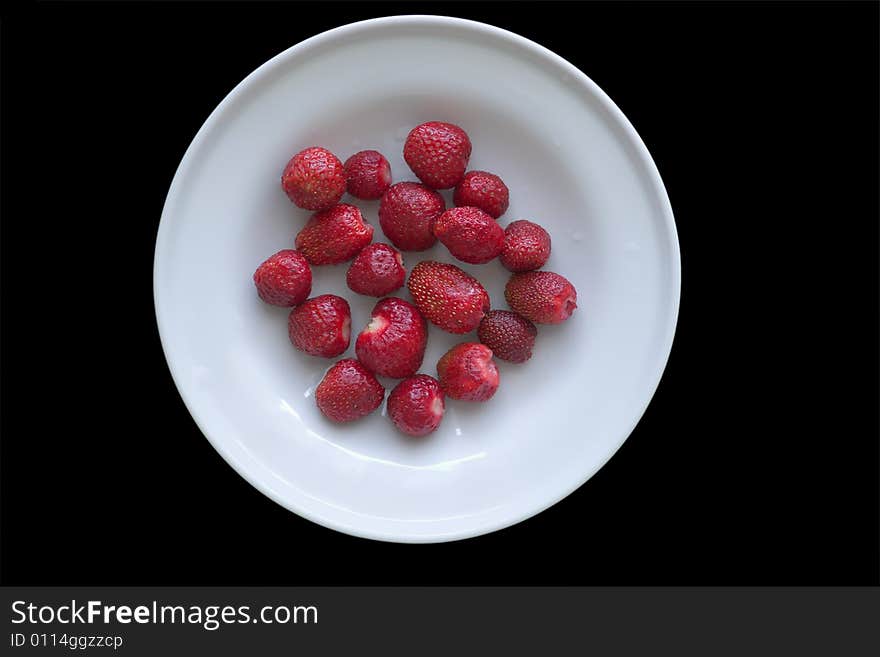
[1,1,877,586]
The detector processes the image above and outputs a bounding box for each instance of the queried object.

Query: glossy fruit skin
[407,261,490,334]
[295,203,373,265]
[453,171,509,218]
[344,150,392,200]
[252,249,312,307]
[355,297,428,379]
[477,310,537,363]
[346,243,406,297]
[387,375,445,436]
[499,220,552,272]
[403,121,472,189]
[287,295,351,357]
[378,182,445,251]
[504,271,578,324]
[281,146,346,211]
[315,359,385,423]
[436,342,500,402]
[433,206,505,264]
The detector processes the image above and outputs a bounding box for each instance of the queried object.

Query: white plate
[154,16,680,542]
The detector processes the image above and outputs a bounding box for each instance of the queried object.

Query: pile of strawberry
[253,121,577,436]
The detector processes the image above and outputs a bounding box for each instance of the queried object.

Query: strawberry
[407,261,490,334]
[346,243,406,297]
[252,249,312,307]
[403,121,471,189]
[344,149,392,200]
[499,220,551,272]
[436,343,499,402]
[287,294,351,357]
[295,203,373,265]
[315,359,384,423]
[355,297,427,378]
[477,310,537,363]
[378,182,445,251]
[433,206,505,264]
[453,170,509,218]
[281,146,346,211]
[504,271,577,324]
[387,375,445,436]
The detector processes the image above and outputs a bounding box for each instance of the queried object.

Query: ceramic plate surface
[154,16,680,542]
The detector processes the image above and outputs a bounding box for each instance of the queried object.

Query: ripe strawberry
[252,249,312,307]
[499,220,551,272]
[346,243,406,297]
[505,271,578,324]
[344,149,392,200]
[378,182,445,251]
[315,359,384,423]
[433,206,505,264]
[355,298,427,378]
[453,170,509,219]
[477,310,537,363]
[387,375,445,436]
[281,146,346,211]
[436,343,499,402]
[295,203,373,265]
[407,261,490,334]
[403,121,471,189]
[288,294,351,357]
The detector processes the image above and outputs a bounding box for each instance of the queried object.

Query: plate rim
[153,14,682,543]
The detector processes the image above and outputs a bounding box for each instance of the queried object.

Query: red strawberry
[355,297,427,378]
[295,203,373,265]
[407,261,490,334]
[505,271,577,324]
[499,220,551,272]
[288,294,351,357]
[344,149,392,200]
[346,243,406,297]
[436,343,499,402]
[387,375,445,436]
[477,310,537,363]
[281,146,346,211]
[378,182,445,251]
[433,206,505,264]
[453,170,509,218]
[315,359,384,423]
[252,249,312,307]
[403,121,471,189]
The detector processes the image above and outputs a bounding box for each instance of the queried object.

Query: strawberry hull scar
[355,297,428,379]
[387,374,445,436]
[436,343,500,402]
[315,359,385,423]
